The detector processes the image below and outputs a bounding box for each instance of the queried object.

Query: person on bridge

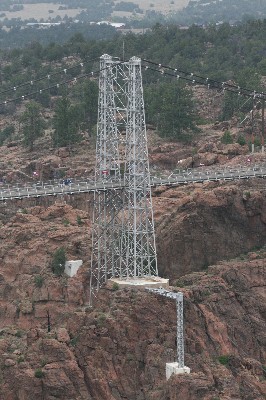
[64,178,72,186]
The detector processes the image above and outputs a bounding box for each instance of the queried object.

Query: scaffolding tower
[89,55,158,302]
[146,287,190,378]
[146,287,185,367]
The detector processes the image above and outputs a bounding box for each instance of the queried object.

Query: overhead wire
[141,61,265,138]
[141,59,266,100]
[0,56,101,97]
[0,59,127,107]
[0,56,265,107]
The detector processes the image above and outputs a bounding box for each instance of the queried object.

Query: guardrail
[151,164,266,187]
[0,164,266,201]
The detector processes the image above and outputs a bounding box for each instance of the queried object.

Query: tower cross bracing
[90,55,158,301]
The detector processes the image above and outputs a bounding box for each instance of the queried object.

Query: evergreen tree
[51,247,66,276]
[20,101,45,151]
[52,97,82,147]
[82,80,98,130]
[145,81,198,141]
[220,92,238,121]
[71,80,98,131]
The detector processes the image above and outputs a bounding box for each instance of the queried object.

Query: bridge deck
[0,165,265,201]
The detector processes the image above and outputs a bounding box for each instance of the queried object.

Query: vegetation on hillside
[51,247,66,276]
[0,19,264,147]
[174,0,266,25]
[0,0,265,30]
[20,101,45,150]
[145,82,198,140]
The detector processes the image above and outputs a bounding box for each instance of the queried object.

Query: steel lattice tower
[121,57,157,278]
[90,55,158,301]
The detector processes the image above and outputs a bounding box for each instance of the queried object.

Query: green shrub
[57,169,66,178]
[34,368,44,378]
[218,355,230,365]
[63,219,70,226]
[17,356,24,363]
[221,130,233,144]
[40,358,48,367]
[254,137,261,146]
[0,125,15,145]
[69,336,78,347]
[76,215,83,226]
[96,312,107,327]
[112,282,119,291]
[34,275,44,288]
[51,247,66,276]
[237,135,246,146]
[15,330,23,338]
[196,117,211,125]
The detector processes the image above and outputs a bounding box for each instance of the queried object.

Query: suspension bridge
[1,54,266,377]
[0,164,266,201]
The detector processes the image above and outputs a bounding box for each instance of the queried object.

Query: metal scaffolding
[89,55,158,302]
[146,287,185,368]
[121,56,157,278]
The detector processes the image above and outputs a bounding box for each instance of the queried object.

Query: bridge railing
[0,176,126,200]
[150,164,266,186]
[1,164,266,200]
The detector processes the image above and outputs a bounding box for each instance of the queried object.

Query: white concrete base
[107,276,169,289]
[166,362,190,380]
[64,260,83,277]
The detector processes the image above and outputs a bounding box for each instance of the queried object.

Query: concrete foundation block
[64,260,83,277]
[107,276,169,290]
[166,362,190,380]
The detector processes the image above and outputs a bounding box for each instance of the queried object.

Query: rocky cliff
[155,179,266,280]
[0,177,265,399]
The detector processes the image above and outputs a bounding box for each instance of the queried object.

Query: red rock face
[154,181,266,280]
[0,187,265,399]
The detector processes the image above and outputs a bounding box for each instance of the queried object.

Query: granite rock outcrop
[0,183,265,399]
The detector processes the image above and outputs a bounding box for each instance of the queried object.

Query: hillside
[1,0,265,29]
[0,179,266,399]
[175,0,266,24]
[0,20,265,400]
[0,106,266,399]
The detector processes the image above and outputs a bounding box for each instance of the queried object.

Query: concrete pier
[166,362,190,380]
[107,276,169,290]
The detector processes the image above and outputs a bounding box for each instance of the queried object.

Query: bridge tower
[89,55,158,302]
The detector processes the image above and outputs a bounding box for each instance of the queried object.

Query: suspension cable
[0,56,101,97]
[0,59,127,106]
[141,59,266,100]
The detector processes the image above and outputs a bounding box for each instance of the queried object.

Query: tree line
[16,79,98,151]
[0,19,265,148]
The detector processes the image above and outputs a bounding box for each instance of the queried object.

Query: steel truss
[146,287,185,368]
[90,55,158,302]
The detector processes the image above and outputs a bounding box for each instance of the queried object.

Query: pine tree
[51,247,66,276]
[52,97,82,148]
[145,81,198,141]
[82,80,98,130]
[20,101,45,151]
